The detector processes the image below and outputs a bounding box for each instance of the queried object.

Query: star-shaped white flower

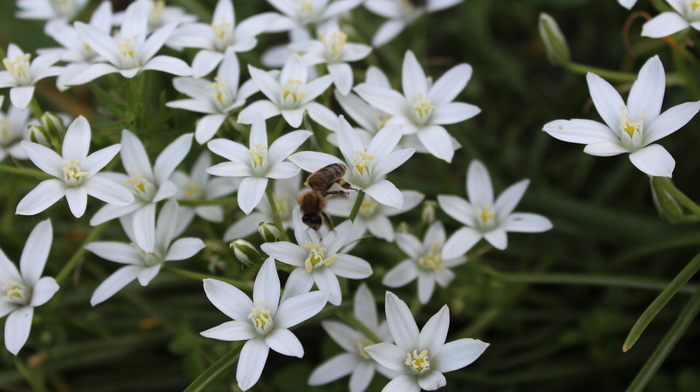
[437,160,552,254]
[238,55,335,129]
[326,190,424,242]
[167,49,260,144]
[335,66,393,141]
[86,199,204,306]
[261,211,373,306]
[66,0,191,86]
[16,0,89,23]
[291,22,372,95]
[383,221,468,304]
[113,0,197,33]
[543,56,700,177]
[290,115,414,210]
[365,0,463,47]
[168,0,278,78]
[308,284,397,392]
[201,257,329,391]
[0,219,59,355]
[354,50,480,163]
[268,0,363,30]
[90,130,193,254]
[207,114,310,214]
[642,1,700,37]
[0,44,62,110]
[0,96,31,162]
[16,116,134,218]
[365,292,489,391]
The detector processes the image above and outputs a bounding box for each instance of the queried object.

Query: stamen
[413,93,436,119]
[352,151,374,175]
[63,159,88,186]
[248,300,274,335]
[405,349,431,375]
[248,144,267,168]
[304,242,338,273]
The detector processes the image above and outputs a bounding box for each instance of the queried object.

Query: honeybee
[299,163,357,231]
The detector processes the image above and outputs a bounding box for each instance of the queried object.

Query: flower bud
[396,222,410,234]
[28,124,50,147]
[230,239,263,267]
[258,222,281,242]
[538,13,570,66]
[650,177,683,224]
[28,112,66,152]
[420,200,438,225]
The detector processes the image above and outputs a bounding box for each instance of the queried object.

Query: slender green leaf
[183,347,240,392]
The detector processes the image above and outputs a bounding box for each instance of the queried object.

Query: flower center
[319,30,347,60]
[131,241,161,266]
[248,300,274,335]
[118,37,137,59]
[412,93,435,123]
[63,159,88,186]
[405,349,431,375]
[211,17,233,49]
[351,151,374,176]
[618,108,646,150]
[116,35,140,69]
[281,80,306,107]
[359,197,378,217]
[294,0,316,22]
[183,179,201,200]
[474,202,496,231]
[304,242,338,273]
[418,241,443,270]
[207,77,232,109]
[3,53,31,84]
[373,113,392,131]
[275,192,292,220]
[1,276,27,305]
[354,337,374,360]
[125,173,156,202]
[248,144,268,170]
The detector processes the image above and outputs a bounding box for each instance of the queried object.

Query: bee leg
[337,179,358,191]
[322,211,335,231]
[324,190,351,196]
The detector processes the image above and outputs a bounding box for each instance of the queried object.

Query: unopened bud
[28,124,50,147]
[420,200,437,225]
[258,222,281,242]
[538,13,570,66]
[28,112,67,152]
[230,239,263,267]
[650,177,683,224]
[395,222,410,234]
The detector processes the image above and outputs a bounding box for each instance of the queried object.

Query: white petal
[308,353,357,385]
[328,62,353,95]
[366,125,402,160]
[63,63,119,86]
[238,177,268,214]
[429,63,472,105]
[281,108,305,128]
[19,219,52,284]
[249,64,282,103]
[84,241,142,264]
[306,101,339,131]
[137,264,161,286]
[16,179,65,216]
[203,278,253,321]
[586,72,625,131]
[200,320,256,341]
[366,214,394,241]
[364,180,402,209]
[484,227,508,250]
[434,339,489,373]
[62,116,91,159]
[253,258,281,314]
[353,283,378,331]
[395,233,423,259]
[384,291,419,351]
[275,291,328,329]
[502,213,553,233]
[288,151,342,173]
[372,20,407,47]
[627,56,665,122]
[364,342,406,372]
[349,360,376,392]
[645,101,700,144]
[90,265,142,306]
[165,238,204,261]
[442,227,482,260]
[417,273,436,304]
[142,55,192,76]
[65,186,88,217]
[29,276,59,307]
[260,242,306,267]
[195,114,227,144]
[237,339,269,391]
[542,119,616,144]
[223,212,265,241]
[132,203,156,253]
[353,83,406,116]
[120,130,154,180]
[238,100,281,124]
[383,260,418,287]
[373,148,414,179]
[417,125,454,162]
[10,86,35,110]
[5,307,33,355]
[467,160,493,205]
[84,175,134,206]
[82,144,121,174]
[437,194,473,226]
[494,179,529,219]
[330,254,372,279]
[315,268,342,305]
[268,130,312,164]
[583,141,628,156]
[629,144,675,177]
[417,370,446,390]
[419,305,449,355]
[265,328,303,357]
[21,141,64,178]
[280,267,315,302]
[154,133,192,184]
[402,51,428,102]
[430,102,481,124]
[641,12,689,38]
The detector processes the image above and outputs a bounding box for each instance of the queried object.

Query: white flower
[171,151,238,232]
[168,0,278,78]
[201,257,329,391]
[365,0,463,47]
[308,284,397,392]
[268,0,363,30]
[543,56,700,178]
[86,199,204,306]
[113,0,197,32]
[223,173,302,241]
[0,96,31,161]
[642,1,700,37]
[354,50,480,163]
[335,66,393,140]
[0,44,62,110]
[42,1,113,91]
[90,130,193,254]
[67,0,191,86]
[261,212,373,306]
[383,221,468,304]
[207,114,310,214]
[16,0,89,23]
[326,190,424,242]
[289,115,415,209]
[437,160,552,254]
[167,49,260,144]
[16,116,134,218]
[0,219,59,355]
[365,292,489,391]
[238,55,335,129]
[618,0,638,9]
[291,22,372,95]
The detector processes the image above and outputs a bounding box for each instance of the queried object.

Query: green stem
[625,285,700,392]
[348,190,365,222]
[183,346,241,392]
[28,98,43,119]
[265,184,289,241]
[654,177,700,219]
[55,224,107,285]
[623,251,700,352]
[338,311,382,343]
[14,357,47,392]
[0,165,53,180]
[564,62,683,85]
[271,116,286,140]
[164,266,252,291]
[177,197,237,207]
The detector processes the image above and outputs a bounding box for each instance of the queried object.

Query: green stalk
[564,63,683,85]
[654,177,700,219]
[28,98,44,120]
[265,184,289,241]
[625,285,700,392]
[164,266,252,291]
[271,116,286,140]
[177,197,238,207]
[0,165,53,180]
[14,357,47,392]
[623,251,700,352]
[55,224,107,285]
[338,311,382,343]
[183,347,241,392]
[348,190,365,222]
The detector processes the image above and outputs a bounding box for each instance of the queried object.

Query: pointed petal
[434,339,489,373]
[90,265,142,306]
[502,213,553,233]
[494,179,529,219]
[328,62,353,95]
[383,260,418,287]
[442,227,482,260]
[237,339,269,391]
[583,141,628,156]
[417,370,446,390]
[308,353,356,385]
[364,180,403,210]
[372,20,407,47]
[419,305,449,355]
[641,12,689,38]
[645,101,700,144]
[142,55,192,76]
[265,328,303,357]
[402,51,427,102]
[629,144,675,177]
[330,255,372,279]
[288,151,342,173]
[154,133,193,184]
[268,130,312,164]
[587,72,625,131]
[542,119,617,144]
[65,186,88,218]
[200,320,256,341]
[254,258,280,314]
[373,148,414,179]
[62,116,91,159]
[5,307,33,355]
[20,219,52,284]
[84,175,134,206]
[82,144,121,174]
[203,278,253,321]
[238,176,268,214]
[238,100,280,124]
[628,56,665,122]
[260,242,306,267]
[120,130,154,180]
[165,238,204,261]
[417,125,454,162]
[314,268,342,305]
[353,283,378,330]
[29,277,59,307]
[10,86,35,110]
[484,227,508,250]
[84,241,142,264]
[195,114,227,144]
[437,194,473,226]
[384,291,419,351]
[275,291,328,329]
[249,64,282,103]
[429,63,472,105]
[306,101,338,131]
[353,84,407,116]
[21,141,64,178]
[132,203,156,253]
[467,160,493,205]
[417,273,436,304]
[16,179,65,216]
[364,342,406,372]
[431,102,481,124]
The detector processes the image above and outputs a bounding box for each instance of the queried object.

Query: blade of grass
[183,347,240,392]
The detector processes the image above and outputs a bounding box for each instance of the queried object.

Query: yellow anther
[475,203,495,224]
[359,198,377,216]
[3,54,31,79]
[693,0,700,11]
[355,337,373,360]
[207,77,229,104]
[418,241,443,270]
[413,93,435,119]
[63,159,88,184]
[304,243,337,273]
[183,180,201,199]
[247,144,267,168]
[405,349,430,374]
[619,111,646,138]
[151,0,165,20]
[282,80,306,103]
[352,151,374,175]
[211,18,232,40]
[118,38,137,58]
[319,30,347,58]
[1,280,23,300]
[248,301,273,332]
